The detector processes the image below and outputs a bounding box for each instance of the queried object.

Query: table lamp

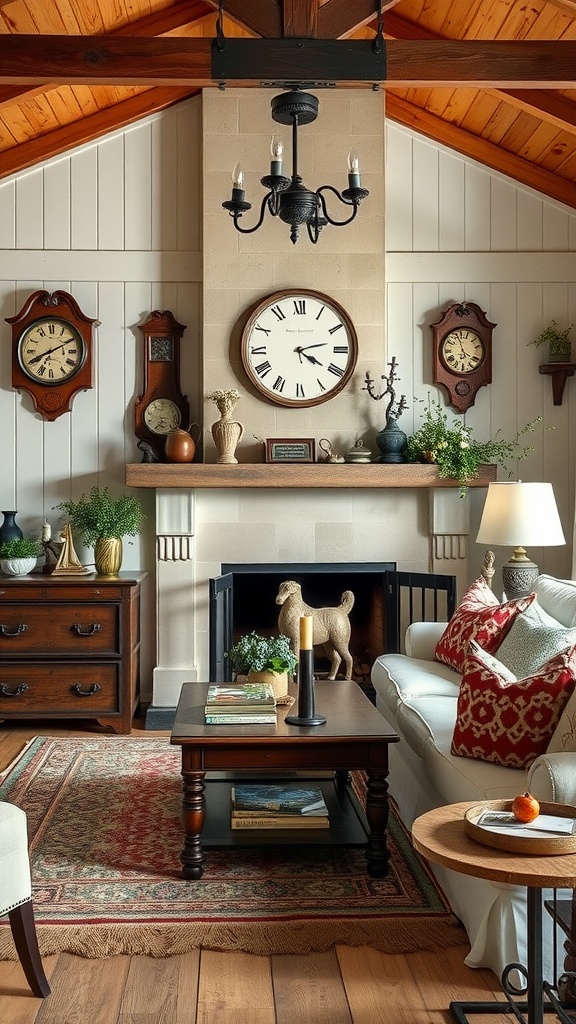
[476,481,565,599]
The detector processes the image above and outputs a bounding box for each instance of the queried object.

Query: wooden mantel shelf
[125,463,497,489]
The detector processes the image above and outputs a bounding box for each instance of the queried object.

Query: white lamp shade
[476,482,565,547]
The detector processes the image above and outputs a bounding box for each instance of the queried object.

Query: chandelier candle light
[476,481,565,599]
[285,615,326,727]
[222,89,369,245]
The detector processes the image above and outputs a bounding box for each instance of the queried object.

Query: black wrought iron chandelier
[222,88,370,245]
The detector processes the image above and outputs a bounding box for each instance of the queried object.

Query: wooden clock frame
[431,301,495,412]
[134,310,190,459]
[7,290,99,421]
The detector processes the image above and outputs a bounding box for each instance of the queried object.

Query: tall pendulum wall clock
[240,288,358,408]
[7,290,99,421]
[431,301,495,412]
[134,310,190,461]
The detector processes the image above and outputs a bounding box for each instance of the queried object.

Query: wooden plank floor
[0,719,511,1024]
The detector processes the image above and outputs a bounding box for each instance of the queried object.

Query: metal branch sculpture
[363,356,409,427]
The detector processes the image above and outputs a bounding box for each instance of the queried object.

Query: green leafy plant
[55,486,145,547]
[0,536,41,558]
[226,631,298,675]
[529,320,572,357]
[406,395,541,494]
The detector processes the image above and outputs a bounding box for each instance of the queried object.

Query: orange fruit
[511,792,540,823]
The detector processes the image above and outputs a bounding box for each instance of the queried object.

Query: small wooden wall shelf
[539,362,576,405]
[125,462,497,490]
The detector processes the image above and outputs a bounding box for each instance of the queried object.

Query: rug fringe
[0,918,468,960]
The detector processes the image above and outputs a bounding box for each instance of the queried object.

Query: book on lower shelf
[231,784,329,818]
[205,713,278,725]
[204,682,276,714]
[231,815,330,830]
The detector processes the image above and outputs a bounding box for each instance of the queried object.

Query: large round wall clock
[134,310,190,460]
[6,290,99,421]
[431,301,495,412]
[240,289,358,408]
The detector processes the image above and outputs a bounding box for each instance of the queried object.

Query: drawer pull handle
[71,683,102,697]
[0,623,28,637]
[72,623,102,637]
[0,683,29,698]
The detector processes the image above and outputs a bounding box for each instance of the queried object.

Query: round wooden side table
[412,802,576,1024]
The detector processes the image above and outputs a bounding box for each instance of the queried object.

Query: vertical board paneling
[0,284,17,508]
[71,148,98,249]
[98,135,125,250]
[125,123,152,251]
[0,179,16,249]
[178,99,201,253]
[543,202,570,250]
[490,178,517,251]
[517,189,543,250]
[43,159,71,249]
[384,122,413,251]
[15,171,44,249]
[412,137,439,252]
[464,164,491,250]
[152,109,178,251]
[438,151,465,251]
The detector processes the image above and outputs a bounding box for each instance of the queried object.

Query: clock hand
[301,352,323,366]
[28,342,67,365]
[299,343,327,351]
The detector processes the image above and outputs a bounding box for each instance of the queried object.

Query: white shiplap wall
[1,101,576,698]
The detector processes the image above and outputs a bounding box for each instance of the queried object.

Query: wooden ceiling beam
[202,1,282,38]
[386,93,576,209]
[318,1,399,40]
[282,0,317,38]
[4,36,576,87]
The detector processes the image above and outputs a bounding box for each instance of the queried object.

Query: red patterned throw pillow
[451,642,576,769]
[434,577,534,672]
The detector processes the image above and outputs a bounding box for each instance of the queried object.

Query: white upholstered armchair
[0,801,50,997]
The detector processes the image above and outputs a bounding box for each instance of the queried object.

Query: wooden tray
[464,799,576,855]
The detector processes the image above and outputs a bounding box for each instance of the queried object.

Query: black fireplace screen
[209,563,456,685]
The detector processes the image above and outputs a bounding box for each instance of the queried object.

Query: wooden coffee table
[170,679,399,879]
[412,802,576,1024]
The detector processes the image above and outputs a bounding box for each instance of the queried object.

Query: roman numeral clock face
[18,318,85,383]
[240,289,358,408]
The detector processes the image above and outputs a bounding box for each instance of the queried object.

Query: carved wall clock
[240,288,358,408]
[6,290,99,421]
[431,301,495,412]
[134,310,190,460]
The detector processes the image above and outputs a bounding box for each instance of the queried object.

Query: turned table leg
[180,769,206,879]
[364,770,390,878]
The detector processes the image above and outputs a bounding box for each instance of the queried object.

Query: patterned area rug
[0,736,467,959]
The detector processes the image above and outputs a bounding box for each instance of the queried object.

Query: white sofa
[371,573,576,982]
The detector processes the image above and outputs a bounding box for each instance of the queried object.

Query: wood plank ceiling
[2,0,576,210]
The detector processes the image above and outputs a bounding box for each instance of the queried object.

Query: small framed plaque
[265,438,316,463]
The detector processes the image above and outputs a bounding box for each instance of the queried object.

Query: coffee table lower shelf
[199,775,369,847]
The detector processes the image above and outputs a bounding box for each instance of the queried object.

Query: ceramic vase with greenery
[406,395,541,495]
[0,536,41,576]
[56,486,145,576]
[226,631,298,700]
[529,320,573,362]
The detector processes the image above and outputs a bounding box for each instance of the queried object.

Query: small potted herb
[0,536,41,576]
[529,320,573,363]
[55,486,145,576]
[226,631,298,701]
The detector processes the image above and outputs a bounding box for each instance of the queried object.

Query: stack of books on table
[230,784,330,829]
[204,682,277,725]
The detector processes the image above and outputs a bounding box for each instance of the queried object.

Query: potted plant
[226,631,298,701]
[55,486,145,576]
[0,536,41,576]
[406,395,541,495]
[529,320,573,362]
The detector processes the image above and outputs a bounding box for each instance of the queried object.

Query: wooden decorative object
[431,301,495,412]
[6,290,99,421]
[539,362,576,405]
[134,310,190,461]
[464,800,576,855]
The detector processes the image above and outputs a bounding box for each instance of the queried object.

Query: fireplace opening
[209,564,457,698]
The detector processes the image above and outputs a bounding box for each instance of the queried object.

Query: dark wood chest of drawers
[0,573,144,734]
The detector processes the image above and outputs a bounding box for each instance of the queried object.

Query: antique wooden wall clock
[7,290,99,421]
[134,310,190,460]
[240,288,358,408]
[431,301,495,412]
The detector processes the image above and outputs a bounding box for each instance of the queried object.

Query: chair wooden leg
[8,900,50,997]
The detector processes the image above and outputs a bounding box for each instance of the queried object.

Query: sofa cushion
[535,574,576,628]
[451,643,576,769]
[547,686,576,753]
[434,576,534,672]
[371,653,460,719]
[495,599,576,680]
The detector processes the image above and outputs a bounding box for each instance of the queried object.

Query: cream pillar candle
[299,615,313,650]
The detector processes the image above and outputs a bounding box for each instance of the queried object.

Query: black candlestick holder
[285,649,326,726]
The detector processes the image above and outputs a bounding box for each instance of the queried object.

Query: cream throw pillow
[495,599,576,680]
